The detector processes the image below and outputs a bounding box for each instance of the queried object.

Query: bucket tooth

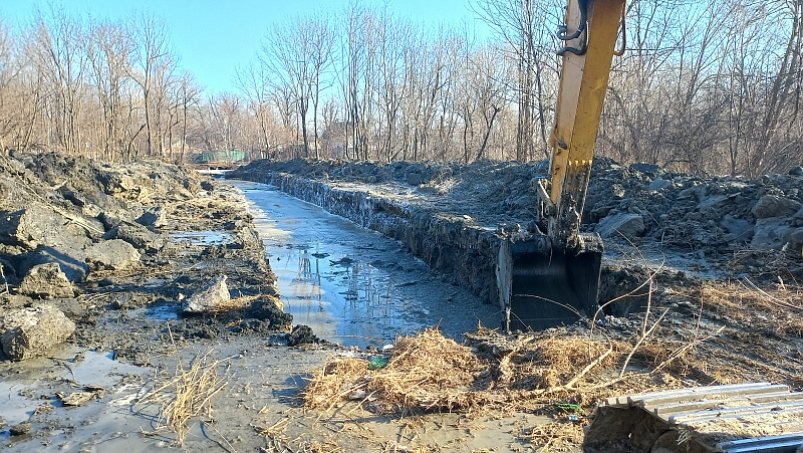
[496,233,602,331]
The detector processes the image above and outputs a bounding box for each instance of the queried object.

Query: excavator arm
[497,0,625,330]
[545,0,625,248]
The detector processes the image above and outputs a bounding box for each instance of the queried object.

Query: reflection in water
[235,181,498,348]
[290,253,323,314]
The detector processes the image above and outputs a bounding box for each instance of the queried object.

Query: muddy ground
[233,158,803,281]
[230,158,803,450]
[1,152,802,452]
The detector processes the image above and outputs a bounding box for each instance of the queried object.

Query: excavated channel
[233,181,499,348]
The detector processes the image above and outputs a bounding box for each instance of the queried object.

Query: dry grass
[302,278,803,451]
[255,417,348,453]
[702,280,803,337]
[210,294,260,313]
[305,329,486,413]
[523,421,585,452]
[304,358,369,410]
[304,328,638,415]
[139,354,227,445]
[371,328,485,412]
[496,335,623,390]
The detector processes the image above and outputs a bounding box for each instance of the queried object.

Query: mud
[238,180,499,347]
[0,151,296,447]
[231,158,803,315]
[2,151,802,452]
[0,152,534,451]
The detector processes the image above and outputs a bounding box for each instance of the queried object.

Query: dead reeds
[138,353,228,445]
[303,327,635,415]
[305,328,485,413]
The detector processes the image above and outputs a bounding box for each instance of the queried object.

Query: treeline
[0,7,203,162]
[0,1,801,177]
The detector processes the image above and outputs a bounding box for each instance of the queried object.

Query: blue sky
[0,0,486,94]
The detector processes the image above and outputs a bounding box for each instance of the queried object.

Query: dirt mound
[234,158,803,281]
[0,151,289,362]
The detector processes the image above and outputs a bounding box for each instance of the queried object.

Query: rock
[200,180,215,192]
[97,170,135,195]
[789,166,803,176]
[9,422,31,436]
[698,194,729,210]
[19,245,88,282]
[18,263,74,299]
[630,163,660,174]
[85,239,140,270]
[48,298,84,320]
[596,212,646,240]
[0,305,76,361]
[0,210,25,245]
[103,223,165,252]
[136,208,166,228]
[406,172,425,186]
[0,293,32,309]
[0,205,93,250]
[752,195,801,219]
[287,324,318,346]
[719,215,753,242]
[98,212,123,230]
[56,391,96,407]
[60,188,87,208]
[182,275,230,314]
[783,227,803,250]
[648,177,672,191]
[751,217,790,249]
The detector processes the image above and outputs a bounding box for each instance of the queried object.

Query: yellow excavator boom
[545,0,626,246]
[497,0,625,330]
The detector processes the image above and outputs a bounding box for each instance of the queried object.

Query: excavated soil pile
[235,158,803,276]
[0,151,289,363]
[233,158,803,314]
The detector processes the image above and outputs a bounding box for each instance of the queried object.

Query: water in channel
[232,181,500,348]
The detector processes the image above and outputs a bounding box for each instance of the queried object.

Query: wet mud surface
[237,180,499,347]
[2,152,803,452]
[0,153,529,452]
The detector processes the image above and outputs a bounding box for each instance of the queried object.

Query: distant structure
[192,150,247,169]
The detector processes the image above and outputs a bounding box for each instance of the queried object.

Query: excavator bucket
[497,232,602,331]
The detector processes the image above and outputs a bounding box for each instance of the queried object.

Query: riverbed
[234,180,500,348]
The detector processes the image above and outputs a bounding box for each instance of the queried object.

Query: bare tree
[131,13,176,157]
[87,20,134,160]
[261,15,334,159]
[473,0,560,161]
[31,6,88,155]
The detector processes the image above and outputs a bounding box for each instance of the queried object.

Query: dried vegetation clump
[495,335,623,390]
[305,328,636,415]
[305,329,485,412]
[305,279,803,418]
[137,354,227,445]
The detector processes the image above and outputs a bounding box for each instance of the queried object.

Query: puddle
[233,181,499,348]
[0,382,36,430]
[170,230,233,246]
[0,349,145,442]
[67,351,143,388]
[130,301,180,321]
